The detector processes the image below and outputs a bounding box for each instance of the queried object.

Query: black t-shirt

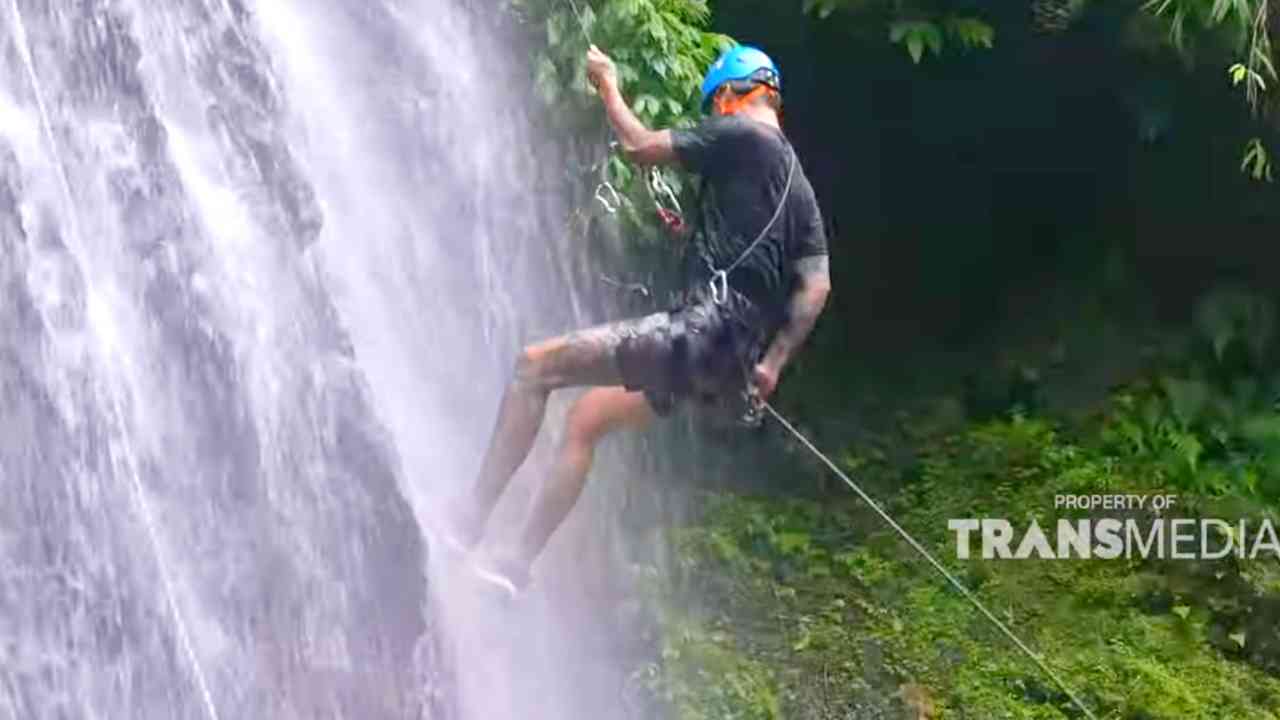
[672,115,826,329]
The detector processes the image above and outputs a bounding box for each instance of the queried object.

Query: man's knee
[513,343,554,391]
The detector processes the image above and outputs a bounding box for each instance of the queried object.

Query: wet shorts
[612,292,768,417]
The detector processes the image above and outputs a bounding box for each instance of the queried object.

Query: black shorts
[613,292,768,417]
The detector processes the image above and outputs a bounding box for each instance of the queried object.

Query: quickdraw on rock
[586,141,624,214]
[656,207,686,235]
[594,181,621,214]
[648,167,687,236]
[649,167,682,213]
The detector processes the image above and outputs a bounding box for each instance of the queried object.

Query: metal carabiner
[739,383,765,428]
[594,182,622,214]
[648,168,682,214]
[708,269,728,305]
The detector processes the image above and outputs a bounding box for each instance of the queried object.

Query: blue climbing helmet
[700,45,781,113]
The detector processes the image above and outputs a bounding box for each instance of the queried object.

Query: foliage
[1100,288,1280,501]
[796,0,1277,177]
[886,17,995,64]
[637,616,782,720]
[1242,135,1275,180]
[1143,0,1278,180]
[889,20,944,65]
[506,0,729,239]
[511,0,724,122]
[642,400,1280,718]
[799,0,997,64]
[627,280,1280,717]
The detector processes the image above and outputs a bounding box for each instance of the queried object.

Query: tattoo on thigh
[537,326,626,387]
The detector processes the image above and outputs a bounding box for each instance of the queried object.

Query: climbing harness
[702,144,797,305]
[552,7,1095,713]
[758,401,1100,720]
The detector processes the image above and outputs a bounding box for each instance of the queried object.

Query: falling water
[0,0,652,718]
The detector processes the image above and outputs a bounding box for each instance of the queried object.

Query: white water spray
[1,0,649,717]
[6,3,221,718]
[1,2,426,717]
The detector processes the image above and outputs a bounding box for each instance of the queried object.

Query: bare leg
[511,386,655,567]
[457,322,638,545]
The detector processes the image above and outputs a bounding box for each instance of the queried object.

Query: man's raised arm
[587,45,679,167]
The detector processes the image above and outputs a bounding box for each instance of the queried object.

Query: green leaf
[1161,377,1210,427]
[617,62,640,85]
[775,531,811,556]
[947,17,995,50]
[1230,631,1247,648]
[907,35,924,63]
[924,24,943,55]
[1172,604,1191,620]
[792,628,812,651]
[648,17,667,43]
[1241,137,1274,182]
[1210,0,1232,23]
[1229,62,1268,92]
[1254,48,1276,82]
[890,21,944,64]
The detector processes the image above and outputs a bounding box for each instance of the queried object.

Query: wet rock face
[0,2,424,718]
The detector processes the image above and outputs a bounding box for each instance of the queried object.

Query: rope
[760,401,1100,720]
[565,0,594,45]
[567,0,1090,712]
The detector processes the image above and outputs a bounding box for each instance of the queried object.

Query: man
[446,43,831,594]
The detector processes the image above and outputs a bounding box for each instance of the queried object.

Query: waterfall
[0,0,653,718]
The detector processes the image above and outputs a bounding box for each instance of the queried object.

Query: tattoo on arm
[762,255,831,370]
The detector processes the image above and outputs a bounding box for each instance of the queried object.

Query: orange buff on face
[714,84,772,116]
